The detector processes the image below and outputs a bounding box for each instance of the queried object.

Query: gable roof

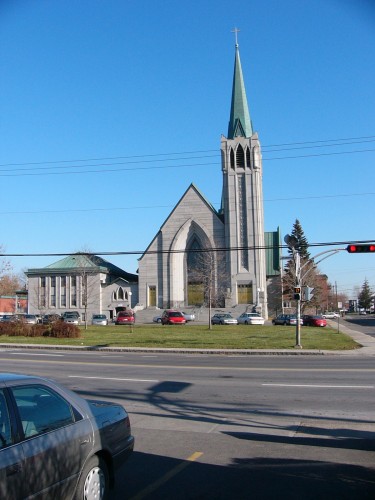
[139,183,223,260]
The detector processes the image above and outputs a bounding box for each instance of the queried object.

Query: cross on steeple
[231,27,240,47]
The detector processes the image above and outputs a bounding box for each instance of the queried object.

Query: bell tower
[221,34,268,316]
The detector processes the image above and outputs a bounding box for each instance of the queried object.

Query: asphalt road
[0,348,375,499]
[342,314,375,337]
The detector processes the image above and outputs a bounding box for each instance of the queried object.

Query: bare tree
[0,246,23,295]
[188,249,228,329]
[73,252,101,330]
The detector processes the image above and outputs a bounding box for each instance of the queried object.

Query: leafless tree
[187,249,228,329]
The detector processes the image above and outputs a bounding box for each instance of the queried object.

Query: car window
[11,385,76,438]
[0,390,12,449]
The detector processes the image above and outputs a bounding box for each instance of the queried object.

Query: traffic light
[347,244,375,253]
[303,286,314,301]
[293,286,301,300]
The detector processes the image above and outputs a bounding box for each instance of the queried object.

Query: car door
[0,389,25,499]
[9,383,94,498]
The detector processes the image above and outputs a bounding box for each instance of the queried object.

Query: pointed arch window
[236,145,245,169]
[246,147,251,169]
[230,149,235,170]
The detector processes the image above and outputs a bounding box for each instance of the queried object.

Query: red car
[302,315,327,327]
[161,310,186,325]
[115,311,135,325]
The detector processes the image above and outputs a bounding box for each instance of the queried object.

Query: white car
[182,312,195,322]
[237,312,265,325]
[322,312,340,319]
[153,315,162,323]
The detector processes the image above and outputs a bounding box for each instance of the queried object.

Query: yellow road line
[130,452,203,500]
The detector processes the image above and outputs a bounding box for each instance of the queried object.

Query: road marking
[69,375,159,383]
[10,352,64,357]
[130,452,203,500]
[263,383,374,389]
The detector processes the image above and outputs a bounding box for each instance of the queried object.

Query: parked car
[115,311,135,325]
[153,315,162,323]
[237,312,265,325]
[211,313,238,325]
[92,314,108,326]
[41,314,62,325]
[302,315,327,327]
[1,315,17,323]
[0,372,134,499]
[322,312,340,319]
[23,314,38,325]
[272,314,303,326]
[61,311,81,325]
[63,313,81,325]
[182,311,196,322]
[161,310,186,325]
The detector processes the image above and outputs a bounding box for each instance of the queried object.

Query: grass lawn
[0,323,360,351]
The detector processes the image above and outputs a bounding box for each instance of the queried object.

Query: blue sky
[1,0,374,300]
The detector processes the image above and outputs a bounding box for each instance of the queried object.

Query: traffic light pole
[284,234,346,349]
[294,251,302,348]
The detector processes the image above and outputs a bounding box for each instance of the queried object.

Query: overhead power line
[1,239,375,258]
[0,134,374,177]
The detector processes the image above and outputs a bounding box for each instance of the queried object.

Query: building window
[236,145,245,168]
[40,277,46,308]
[50,276,56,307]
[61,276,66,307]
[71,276,77,307]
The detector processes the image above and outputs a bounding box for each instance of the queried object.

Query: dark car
[0,373,134,499]
[302,315,327,327]
[272,314,303,326]
[161,310,186,325]
[42,314,62,324]
[115,311,135,325]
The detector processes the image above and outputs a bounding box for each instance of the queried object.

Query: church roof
[227,43,253,139]
[26,254,138,282]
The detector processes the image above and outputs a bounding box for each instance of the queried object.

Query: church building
[138,40,280,318]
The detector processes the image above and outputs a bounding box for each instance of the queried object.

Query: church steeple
[227,40,253,139]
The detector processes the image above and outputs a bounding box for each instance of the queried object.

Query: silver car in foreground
[0,373,134,499]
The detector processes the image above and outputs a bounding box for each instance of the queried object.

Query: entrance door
[148,286,156,307]
[188,283,204,305]
[237,284,253,304]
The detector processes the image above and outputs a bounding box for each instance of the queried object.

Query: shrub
[49,321,81,338]
[0,320,80,338]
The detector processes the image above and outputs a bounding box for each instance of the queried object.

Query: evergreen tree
[287,219,310,259]
[358,279,373,311]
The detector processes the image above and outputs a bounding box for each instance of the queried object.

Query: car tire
[245,321,249,325]
[157,318,162,323]
[74,455,109,500]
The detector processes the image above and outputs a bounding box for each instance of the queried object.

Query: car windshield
[93,315,106,319]
[169,312,183,317]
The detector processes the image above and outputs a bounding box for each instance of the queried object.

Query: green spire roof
[227,44,253,139]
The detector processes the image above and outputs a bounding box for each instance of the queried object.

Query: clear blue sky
[1,0,374,300]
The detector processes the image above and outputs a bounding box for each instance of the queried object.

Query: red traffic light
[347,244,375,253]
